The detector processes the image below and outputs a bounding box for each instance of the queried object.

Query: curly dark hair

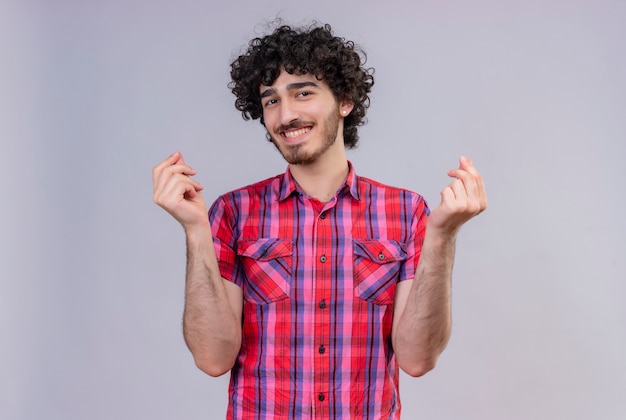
[229,22,374,149]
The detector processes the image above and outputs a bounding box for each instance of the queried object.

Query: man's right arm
[152,152,243,377]
[183,225,242,376]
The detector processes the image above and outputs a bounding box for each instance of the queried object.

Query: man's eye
[298,91,311,97]
[264,99,278,106]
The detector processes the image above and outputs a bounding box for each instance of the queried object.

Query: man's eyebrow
[286,81,319,91]
[260,87,276,99]
[259,81,319,99]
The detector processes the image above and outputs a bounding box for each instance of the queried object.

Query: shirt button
[319,300,327,309]
[320,255,327,263]
[378,252,385,261]
[318,393,325,401]
[318,345,325,354]
[320,212,326,219]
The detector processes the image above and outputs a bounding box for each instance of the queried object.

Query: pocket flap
[238,238,293,261]
[353,239,407,264]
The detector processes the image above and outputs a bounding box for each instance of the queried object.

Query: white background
[1,0,625,419]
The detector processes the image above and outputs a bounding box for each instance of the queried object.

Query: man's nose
[279,100,299,125]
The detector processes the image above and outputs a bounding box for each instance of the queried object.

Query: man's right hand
[152,151,208,229]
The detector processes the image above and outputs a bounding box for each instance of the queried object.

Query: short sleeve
[399,195,430,281]
[207,195,241,287]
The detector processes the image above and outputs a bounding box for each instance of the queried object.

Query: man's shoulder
[228,174,283,194]
[356,175,424,200]
[212,173,284,206]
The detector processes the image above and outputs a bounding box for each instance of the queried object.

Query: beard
[268,107,340,165]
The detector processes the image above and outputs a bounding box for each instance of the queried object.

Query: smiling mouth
[281,126,311,139]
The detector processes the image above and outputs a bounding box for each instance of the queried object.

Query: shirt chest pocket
[353,239,408,306]
[237,238,293,304]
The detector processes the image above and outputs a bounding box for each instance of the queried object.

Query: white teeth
[283,127,310,138]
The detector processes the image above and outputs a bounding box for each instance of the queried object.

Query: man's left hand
[427,156,487,235]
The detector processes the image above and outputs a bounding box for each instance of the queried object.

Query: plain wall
[1,0,625,418]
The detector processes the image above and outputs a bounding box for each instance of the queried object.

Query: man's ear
[339,100,355,117]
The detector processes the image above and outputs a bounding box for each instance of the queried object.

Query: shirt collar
[278,161,361,201]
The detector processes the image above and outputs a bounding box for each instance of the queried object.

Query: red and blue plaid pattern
[209,163,429,419]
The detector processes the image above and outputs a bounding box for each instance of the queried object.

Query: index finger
[459,156,480,176]
[453,156,485,184]
[458,156,487,211]
[152,151,182,186]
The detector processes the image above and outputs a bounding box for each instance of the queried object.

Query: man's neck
[288,146,349,203]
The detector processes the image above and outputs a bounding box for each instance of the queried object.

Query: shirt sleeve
[207,195,242,287]
[399,194,430,281]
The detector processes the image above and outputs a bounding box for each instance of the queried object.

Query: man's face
[260,71,350,165]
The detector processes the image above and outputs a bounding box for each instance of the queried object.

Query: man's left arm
[392,156,487,377]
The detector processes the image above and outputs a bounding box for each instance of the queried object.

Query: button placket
[312,197,336,412]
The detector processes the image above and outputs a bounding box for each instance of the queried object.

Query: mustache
[275,120,312,134]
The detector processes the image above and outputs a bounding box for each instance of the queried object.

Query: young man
[152,23,486,419]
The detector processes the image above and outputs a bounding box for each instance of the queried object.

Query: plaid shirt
[209,163,429,419]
